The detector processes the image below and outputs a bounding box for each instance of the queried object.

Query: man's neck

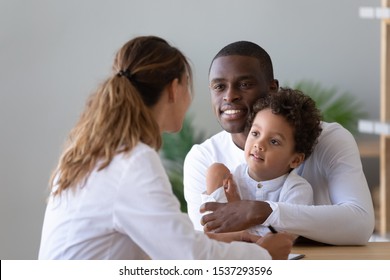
[231,133,247,150]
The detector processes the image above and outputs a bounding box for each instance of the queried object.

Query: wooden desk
[357,137,380,158]
[291,242,390,260]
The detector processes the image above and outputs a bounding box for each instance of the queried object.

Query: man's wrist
[247,200,273,226]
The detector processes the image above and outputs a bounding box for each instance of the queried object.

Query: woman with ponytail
[38,36,294,260]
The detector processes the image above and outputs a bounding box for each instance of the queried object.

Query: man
[184,41,375,245]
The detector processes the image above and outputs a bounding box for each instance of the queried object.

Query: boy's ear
[290,153,305,169]
[167,78,179,103]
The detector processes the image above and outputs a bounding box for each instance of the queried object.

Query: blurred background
[0,0,381,259]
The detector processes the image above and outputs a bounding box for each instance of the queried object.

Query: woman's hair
[50,36,192,196]
[247,87,322,159]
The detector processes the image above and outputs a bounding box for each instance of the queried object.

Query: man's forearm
[200,200,273,233]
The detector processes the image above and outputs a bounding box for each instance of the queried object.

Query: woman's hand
[206,230,262,243]
[256,232,296,260]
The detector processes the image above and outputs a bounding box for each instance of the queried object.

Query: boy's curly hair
[247,87,323,159]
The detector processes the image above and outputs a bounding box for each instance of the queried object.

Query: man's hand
[200,200,273,233]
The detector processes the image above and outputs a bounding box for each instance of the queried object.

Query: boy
[204,88,322,237]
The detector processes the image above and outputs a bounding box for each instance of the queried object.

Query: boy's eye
[270,139,280,145]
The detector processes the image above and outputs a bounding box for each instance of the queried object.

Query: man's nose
[223,87,241,102]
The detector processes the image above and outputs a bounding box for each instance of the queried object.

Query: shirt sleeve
[201,187,228,204]
[113,147,271,259]
[267,124,375,245]
[183,144,212,231]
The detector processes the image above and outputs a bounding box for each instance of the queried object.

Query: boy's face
[208,55,270,134]
[244,109,304,182]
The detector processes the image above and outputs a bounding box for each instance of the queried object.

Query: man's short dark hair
[210,41,274,82]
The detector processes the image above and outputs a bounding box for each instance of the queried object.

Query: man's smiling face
[209,55,270,134]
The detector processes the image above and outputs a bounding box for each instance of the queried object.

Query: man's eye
[211,84,224,91]
[239,82,252,89]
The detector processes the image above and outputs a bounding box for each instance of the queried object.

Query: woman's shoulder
[116,142,159,165]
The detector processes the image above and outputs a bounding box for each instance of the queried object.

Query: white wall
[0,0,380,259]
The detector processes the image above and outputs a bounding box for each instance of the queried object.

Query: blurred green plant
[160,114,207,212]
[291,80,368,135]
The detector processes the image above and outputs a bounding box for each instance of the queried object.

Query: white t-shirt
[184,122,375,245]
[39,142,272,260]
[201,164,313,236]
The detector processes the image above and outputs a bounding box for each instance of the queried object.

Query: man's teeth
[224,110,241,115]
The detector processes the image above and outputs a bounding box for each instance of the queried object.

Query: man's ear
[270,79,279,93]
[167,78,179,103]
[290,153,305,169]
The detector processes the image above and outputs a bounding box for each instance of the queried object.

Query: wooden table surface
[291,242,390,260]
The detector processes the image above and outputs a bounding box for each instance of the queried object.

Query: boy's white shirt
[201,165,313,236]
